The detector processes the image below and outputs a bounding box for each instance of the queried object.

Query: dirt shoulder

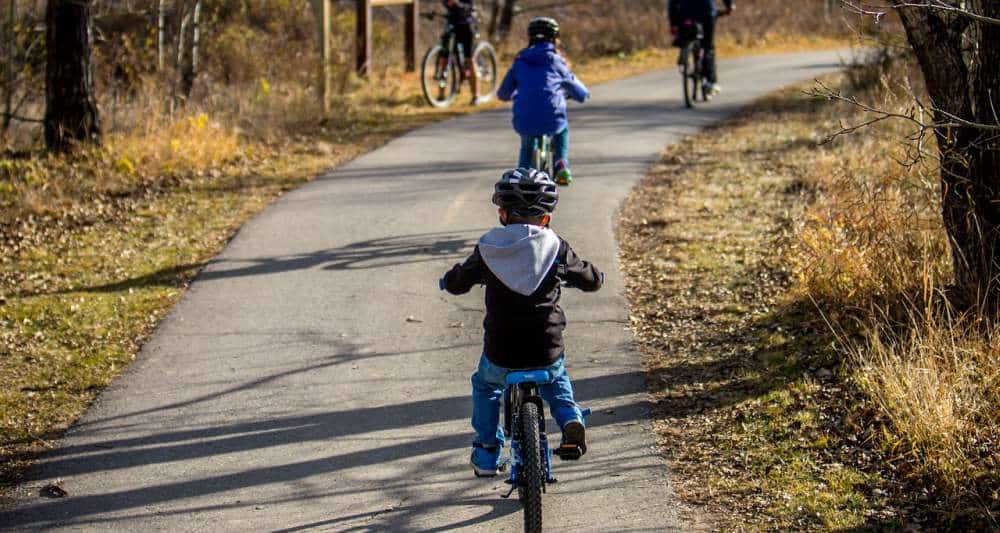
[618,82,899,530]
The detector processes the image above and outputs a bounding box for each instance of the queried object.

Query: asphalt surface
[4,50,851,531]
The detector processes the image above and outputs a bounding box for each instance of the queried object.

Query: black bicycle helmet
[527,17,560,44]
[492,167,559,218]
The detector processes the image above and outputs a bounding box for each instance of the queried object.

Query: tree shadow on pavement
[34,230,484,297]
[2,367,652,529]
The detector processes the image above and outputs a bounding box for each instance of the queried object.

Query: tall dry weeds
[786,50,999,520]
[850,312,998,497]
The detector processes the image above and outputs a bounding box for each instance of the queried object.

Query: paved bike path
[3,50,850,531]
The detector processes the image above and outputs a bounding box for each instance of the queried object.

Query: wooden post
[404,0,418,72]
[357,0,417,77]
[356,0,371,75]
[322,0,331,112]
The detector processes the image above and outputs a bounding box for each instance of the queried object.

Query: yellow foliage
[114,156,136,175]
[109,111,240,177]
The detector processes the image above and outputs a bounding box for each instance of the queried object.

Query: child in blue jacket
[497,17,590,186]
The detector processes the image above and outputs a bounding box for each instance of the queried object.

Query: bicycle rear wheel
[421,45,459,108]
[473,42,498,102]
[518,402,544,533]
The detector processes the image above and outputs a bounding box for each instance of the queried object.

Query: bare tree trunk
[3,0,13,133]
[498,0,518,40]
[893,1,1000,310]
[180,0,200,99]
[488,0,500,39]
[176,11,188,72]
[157,0,165,71]
[45,0,100,151]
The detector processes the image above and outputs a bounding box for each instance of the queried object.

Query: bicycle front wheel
[473,42,498,103]
[421,45,460,108]
[518,402,544,533]
[681,46,697,108]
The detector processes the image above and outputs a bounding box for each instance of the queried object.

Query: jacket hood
[478,224,560,296]
[519,43,557,66]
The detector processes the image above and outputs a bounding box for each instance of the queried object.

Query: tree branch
[892,0,1000,26]
[806,80,1000,147]
[0,111,44,123]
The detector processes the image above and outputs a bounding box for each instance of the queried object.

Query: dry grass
[851,314,999,497]
[622,48,998,528]
[778,53,999,522]
[620,83,888,530]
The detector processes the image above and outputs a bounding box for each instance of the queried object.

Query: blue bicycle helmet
[493,168,559,217]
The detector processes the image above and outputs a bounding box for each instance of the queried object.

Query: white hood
[478,224,560,296]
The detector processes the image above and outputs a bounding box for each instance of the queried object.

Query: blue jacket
[667,0,732,25]
[442,0,475,26]
[497,43,589,137]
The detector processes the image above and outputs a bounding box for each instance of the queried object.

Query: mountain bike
[500,370,590,533]
[676,12,730,108]
[676,19,706,108]
[420,12,498,108]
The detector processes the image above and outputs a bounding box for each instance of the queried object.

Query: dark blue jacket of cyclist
[668,0,732,22]
[442,0,476,56]
[443,0,475,26]
[667,0,733,85]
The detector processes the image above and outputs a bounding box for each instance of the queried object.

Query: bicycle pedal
[553,444,583,461]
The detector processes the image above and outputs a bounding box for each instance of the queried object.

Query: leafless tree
[832,1,1000,310]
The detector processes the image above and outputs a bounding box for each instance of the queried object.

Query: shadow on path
[32,230,484,297]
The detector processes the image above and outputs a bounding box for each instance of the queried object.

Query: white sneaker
[704,82,722,95]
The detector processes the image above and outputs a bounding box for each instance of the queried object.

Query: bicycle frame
[527,135,554,176]
[500,370,592,495]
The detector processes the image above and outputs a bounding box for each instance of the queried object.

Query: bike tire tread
[519,402,544,533]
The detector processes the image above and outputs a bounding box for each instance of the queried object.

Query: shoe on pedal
[554,160,573,186]
[470,443,500,477]
[554,420,586,460]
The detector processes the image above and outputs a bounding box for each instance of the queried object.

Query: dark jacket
[497,43,590,137]
[443,0,475,27]
[442,224,602,369]
[668,0,732,25]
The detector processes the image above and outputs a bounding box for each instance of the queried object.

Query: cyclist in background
[667,0,734,96]
[443,0,480,104]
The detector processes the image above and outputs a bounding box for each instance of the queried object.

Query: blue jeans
[470,354,582,468]
[517,126,570,171]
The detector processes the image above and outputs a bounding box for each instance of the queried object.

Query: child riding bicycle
[441,168,603,476]
[497,17,590,186]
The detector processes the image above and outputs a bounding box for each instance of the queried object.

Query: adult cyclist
[667,0,734,96]
[442,0,480,104]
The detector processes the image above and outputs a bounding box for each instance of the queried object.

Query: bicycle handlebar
[441,272,604,291]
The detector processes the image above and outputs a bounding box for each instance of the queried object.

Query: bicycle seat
[506,370,553,385]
